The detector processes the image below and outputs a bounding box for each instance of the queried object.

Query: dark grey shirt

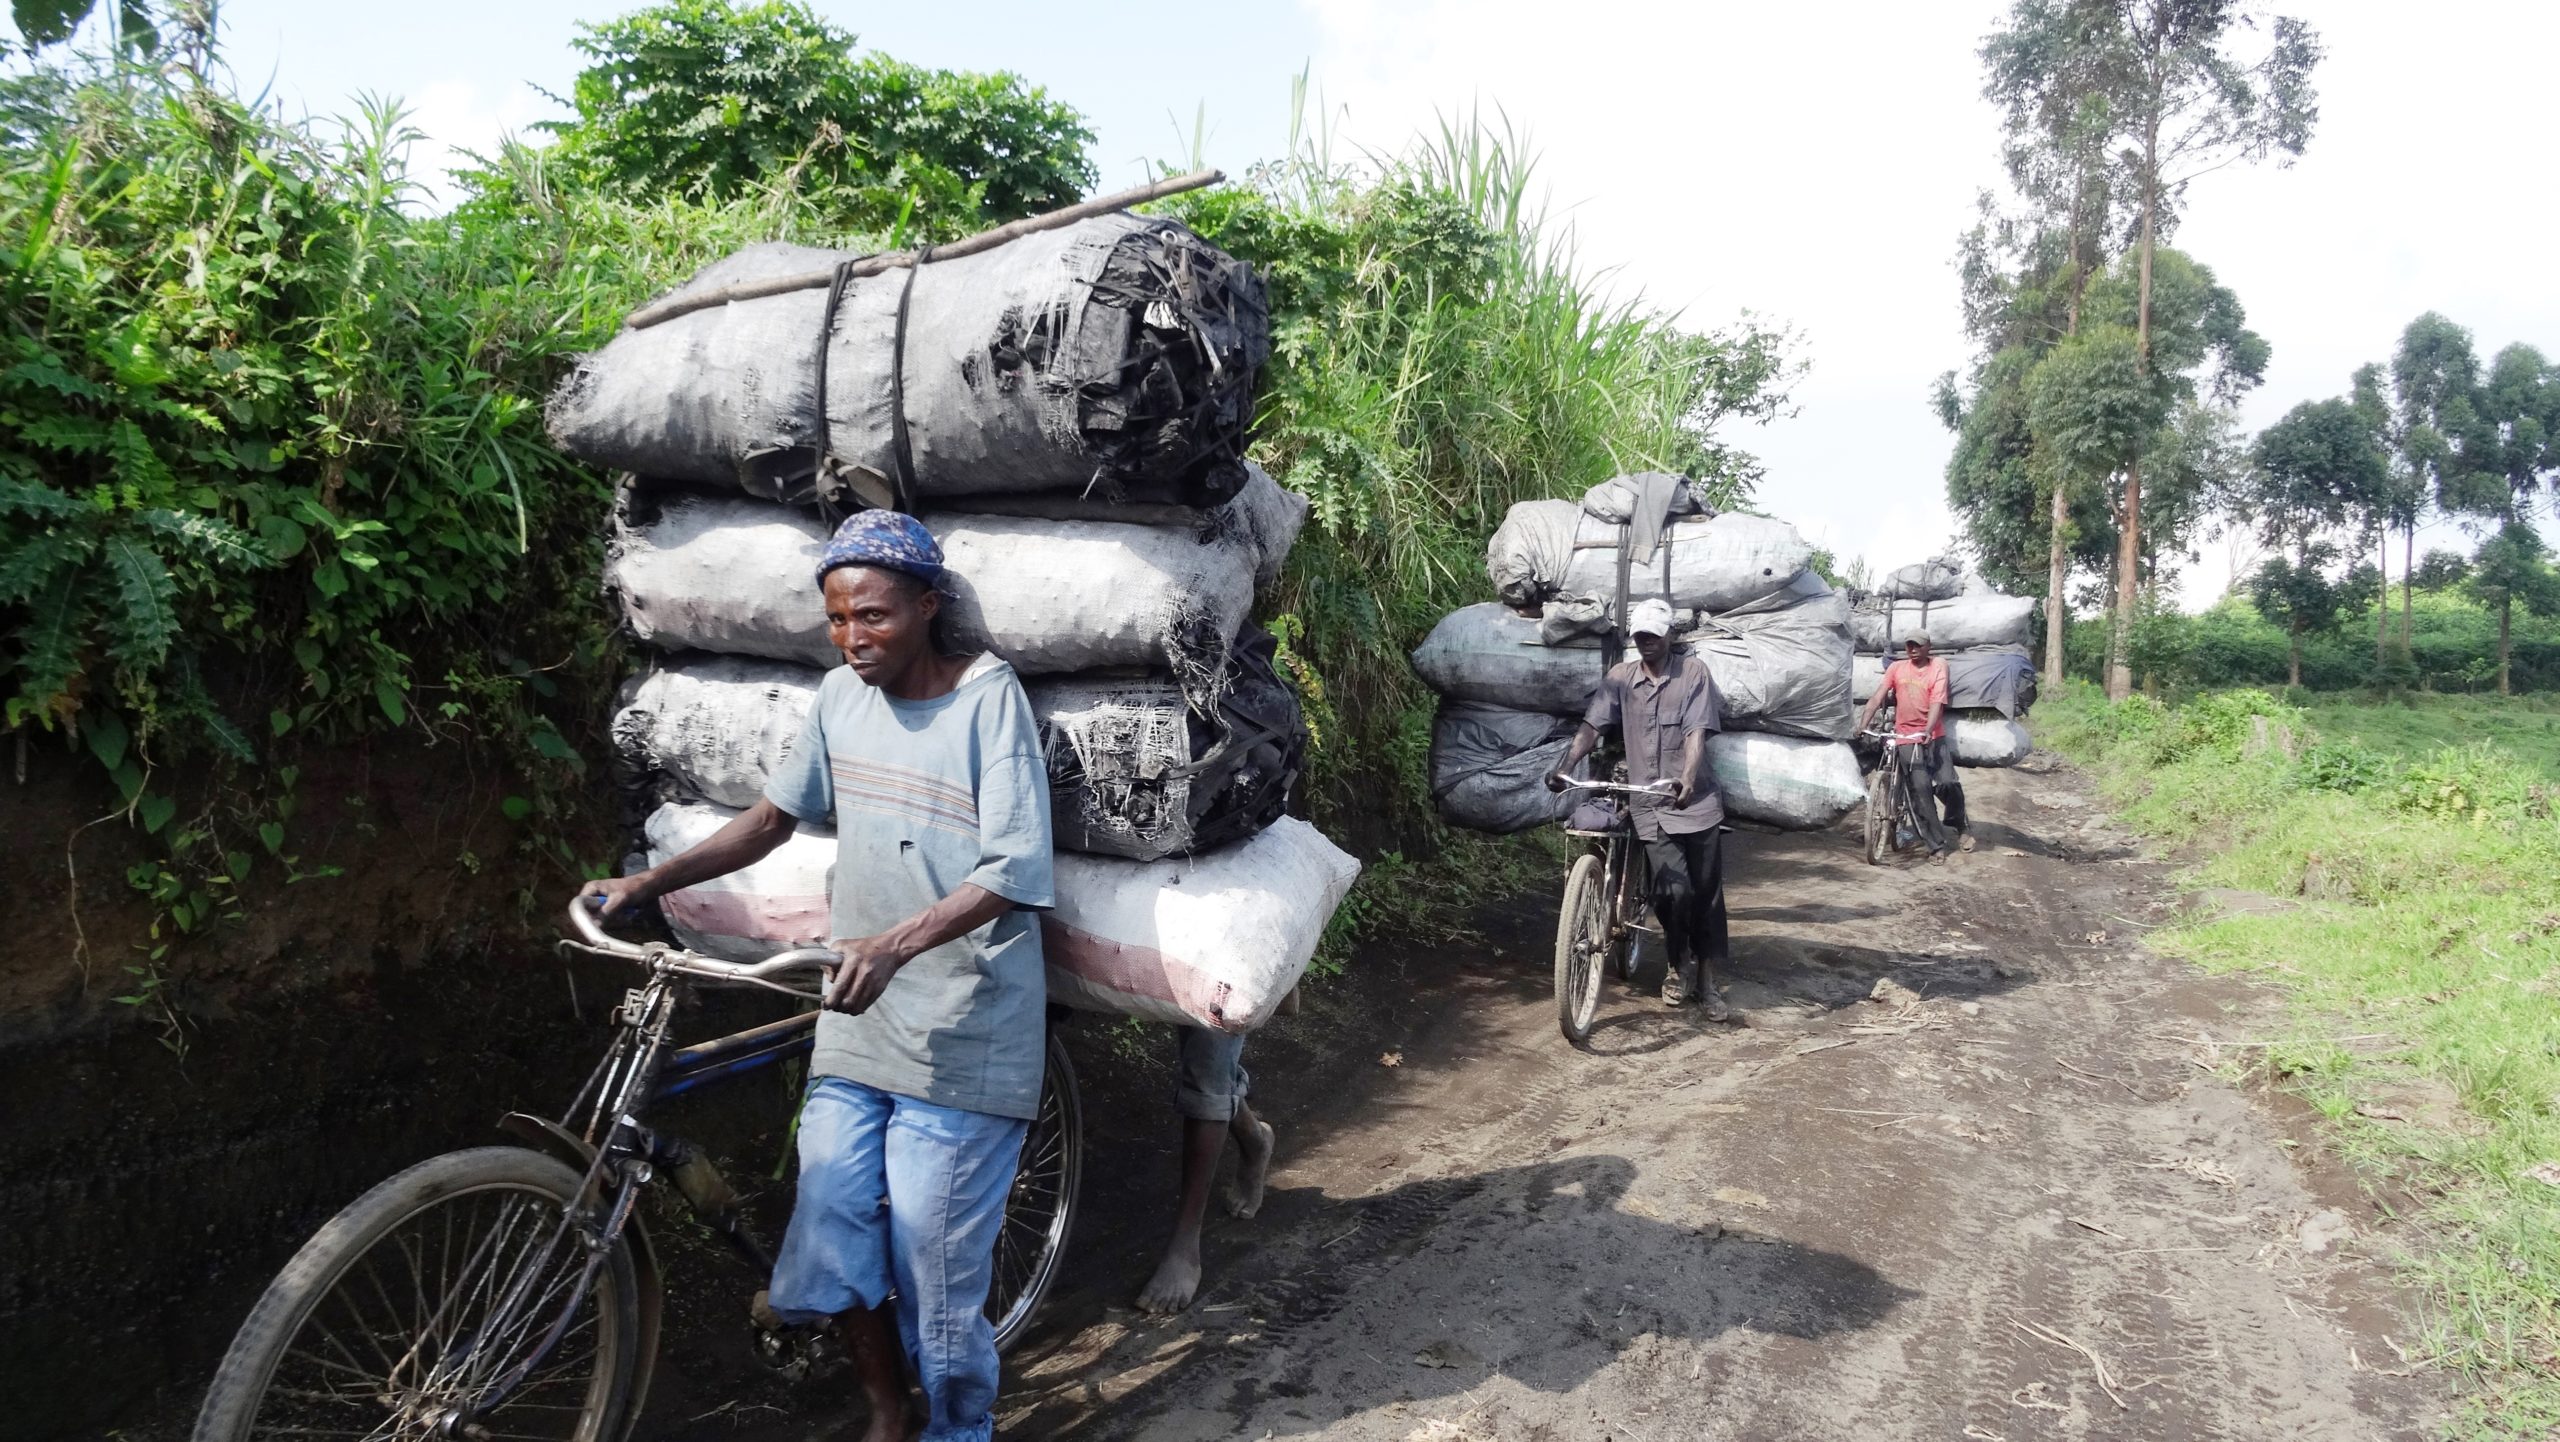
[1584,651,1724,839]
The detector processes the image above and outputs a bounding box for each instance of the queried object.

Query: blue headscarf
[814,508,945,593]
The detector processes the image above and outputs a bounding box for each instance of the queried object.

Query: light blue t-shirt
[763,653,1055,1120]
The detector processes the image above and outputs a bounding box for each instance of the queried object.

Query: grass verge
[2040,683,2560,1436]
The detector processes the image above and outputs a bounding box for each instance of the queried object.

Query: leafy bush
[2295,737,2391,793]
[2391,743,2541,823]
[2150,687,2302,764]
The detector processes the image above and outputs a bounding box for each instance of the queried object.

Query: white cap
[1627,597,1676,637]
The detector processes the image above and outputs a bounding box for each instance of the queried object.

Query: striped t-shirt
[764,653,1055,1120]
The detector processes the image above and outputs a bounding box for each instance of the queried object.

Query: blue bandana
[814,509,945,592]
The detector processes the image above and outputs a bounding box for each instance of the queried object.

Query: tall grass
[2044,684,2560,1436]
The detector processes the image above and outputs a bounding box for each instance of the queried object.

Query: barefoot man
[581,510,1051,1442]
[1135,1027,1276,1314]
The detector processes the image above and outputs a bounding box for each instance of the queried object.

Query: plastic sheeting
[609,490,1270,697]
[644,801,1358,1032]
[1878,560,1962,602]
[613,636,1304,862]
[550,216,1269,509]
[1708,732,1867,829]
[1485,499,1810,614]
[1410,586,1853,740]
[1950,711,2033,767]
[1429,702,1579,834]
[1851,592,2037,653]
[1849,646,2038,718]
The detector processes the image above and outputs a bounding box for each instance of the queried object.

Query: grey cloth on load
[549,215,1269,509]
[1850,645,2038,718]
[1429,703,1579,834]
[1878,559,1964,602]
[1580,471,1709,530]
[1949,711,2033,767]
[613,635,1305,861]
[1851,592,2037,653]
[1411,584,1853,740]
[608,487,1290,700]
[1425,700,1863,832]
[1485,499,1810,614]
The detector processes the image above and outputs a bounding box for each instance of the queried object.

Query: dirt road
[977,759,2445,1441]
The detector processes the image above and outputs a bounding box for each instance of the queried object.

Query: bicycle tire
[1864,760,1896,866]
[987,1030,1081,1354]
[1608,841,1647,981]
[194,1146,641,1442]
[1555,853,1607,1045]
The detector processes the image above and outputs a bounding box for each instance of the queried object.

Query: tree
[2093,0,2322,699]
[539,0,1095,237]
[2240,396,2387,683]
[2382,313,2488,649]
[2466,344,2560,692]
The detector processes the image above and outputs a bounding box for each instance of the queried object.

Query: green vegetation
[2063,585,2560,696]
[2044,683,2560,1434]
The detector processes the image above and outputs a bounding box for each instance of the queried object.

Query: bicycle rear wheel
[1554,853,1608,1045]
[194,1147,641,1442]
[987,1030,1081,1354]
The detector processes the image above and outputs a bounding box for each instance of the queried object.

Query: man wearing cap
[1544,597,1734,1021]
[579,509,1050,1442]
[1856,631,1970,860]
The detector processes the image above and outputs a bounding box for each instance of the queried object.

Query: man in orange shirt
[1855,632,1971,859]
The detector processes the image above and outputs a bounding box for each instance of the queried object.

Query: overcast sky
[71,0,2560,607]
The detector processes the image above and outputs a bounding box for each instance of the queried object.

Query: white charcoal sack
[609,488,1279,697]
[1850,645,2038,718]
[1877,560,1962,602]
[1851,592,2037,653]
[644,801,1358,1033]
[550,216,1270,509]
[1429,702,1580,834]
[1485,499,1810,614]
[1410,588,1853,740]
[613,633,1304,862]
[1949,710,2033,767]
[1421,702,1862,832]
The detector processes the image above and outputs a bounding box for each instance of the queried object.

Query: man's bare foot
[1224,1118,1276,1219]
[1135,1240,1203,1314]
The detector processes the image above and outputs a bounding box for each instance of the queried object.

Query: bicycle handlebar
[565,898,838,998]
[1559,778,1676,796]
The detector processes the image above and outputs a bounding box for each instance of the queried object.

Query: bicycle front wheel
[1864,760,1896,866]
[987,1029,1081,1354]
[194,1147,641,1442]
[1555,853,1608,1045]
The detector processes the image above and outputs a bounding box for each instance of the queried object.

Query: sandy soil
[972,758,2448,1441]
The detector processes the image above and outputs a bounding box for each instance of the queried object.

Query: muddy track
[985,759,2445,1440]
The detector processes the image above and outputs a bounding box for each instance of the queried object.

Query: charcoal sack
[551,216,1267,508]
[1485,498,1809,614]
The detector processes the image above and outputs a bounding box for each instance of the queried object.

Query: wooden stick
[623,168,1228,330]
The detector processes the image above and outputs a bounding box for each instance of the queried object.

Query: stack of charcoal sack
[548,213,1358,1035]
[1407,472,1865,834]
[1848,559,2039,767]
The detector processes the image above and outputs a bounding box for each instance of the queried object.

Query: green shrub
[2295,737,2391,793]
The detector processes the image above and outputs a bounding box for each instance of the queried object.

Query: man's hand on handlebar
[823,934,910,1015]
[1665,777,1691,807]
[1545,769,1572,794]
[580,874,657,921]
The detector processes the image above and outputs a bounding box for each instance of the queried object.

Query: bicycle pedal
[751,1319,846,1383]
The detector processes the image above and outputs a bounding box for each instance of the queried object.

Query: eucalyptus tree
[2385,313,2489,647]
[2242,397,2389,684]
[2092,0,2322,698]
[2464,343,2560,692]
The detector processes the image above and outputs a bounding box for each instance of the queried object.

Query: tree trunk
[2374,527,2388,670]
[2401,523,2415,651]
[2045,482,2070,689]
[2499,595,2513,696]
[2289,619,2302,688]
[2112,112,2161,704]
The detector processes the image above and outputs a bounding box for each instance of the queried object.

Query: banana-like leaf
[141,508,276,571]
[101,533,176,669]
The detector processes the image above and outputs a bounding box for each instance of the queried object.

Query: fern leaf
[0,475,87,518]
[107,419,174,494]
[141,509,277,571]
[101,533,178,671]
[0,530,91,602]
[14,414,112,455]
[3,354,107,403]
[12,570,89,722]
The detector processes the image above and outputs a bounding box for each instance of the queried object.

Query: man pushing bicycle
[581,510,1050,1442]
[1546,597,1734,1022]
[1856,630,1971,861]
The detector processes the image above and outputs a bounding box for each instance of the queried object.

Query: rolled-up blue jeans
[767,1076,1028,1442]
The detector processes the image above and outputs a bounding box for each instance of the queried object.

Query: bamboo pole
[622,168,1228,331]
